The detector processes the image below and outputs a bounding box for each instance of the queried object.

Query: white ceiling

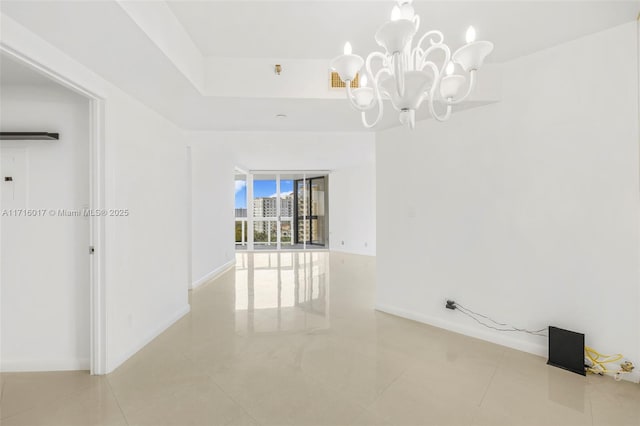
[1,0,638,132]
[167,1,640,62]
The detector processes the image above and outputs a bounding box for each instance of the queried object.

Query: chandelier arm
[415,30,445,56]
[393,52,406,98]
[423,60,452,122]
[411,35,441,71]
[446,70,477,105]
[411,47,423,70]
[361,68,392,128]
[428,98,453,122]
[422,61,440,86]
[365,52,387,81]
[418,44,451,76]
[404,46,412,72]
[374,68,392,91]
[360,101,384,129]
[345,83,377,112]
[423,60,444,105]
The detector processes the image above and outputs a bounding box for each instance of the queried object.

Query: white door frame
[186,146,193,288]
[0,45,108,375]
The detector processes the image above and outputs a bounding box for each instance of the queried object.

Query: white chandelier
[330,0,493,129]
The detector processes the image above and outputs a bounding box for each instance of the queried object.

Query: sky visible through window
[235,179,293,209]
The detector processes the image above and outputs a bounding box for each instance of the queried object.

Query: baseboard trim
[1,358,90,372]
[622,371,640,383]
[191,259,236,290]
[375,304,640,384]
[107,304,190,374]
[329,249,376,257]
[375,303,547,357]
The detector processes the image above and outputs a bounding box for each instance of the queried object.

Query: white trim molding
[375,303,547,357]
[329,249,375,257]
[636,11,640,386]
[191,259,236,290]
[1,358,91,373]
[0,37,108,375]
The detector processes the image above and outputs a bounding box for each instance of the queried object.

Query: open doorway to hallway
[235,171,328,251]
[0,53,93,373]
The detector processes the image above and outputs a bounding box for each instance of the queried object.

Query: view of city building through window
[235,173,327,250]
[295,177,326,246]
[234,175,248,248]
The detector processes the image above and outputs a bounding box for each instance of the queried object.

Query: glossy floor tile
[1,251,639,425]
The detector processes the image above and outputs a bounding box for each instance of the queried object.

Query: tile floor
[1,252,638,426]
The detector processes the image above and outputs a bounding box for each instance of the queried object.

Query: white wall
[104,84,190,371]
[329,158,376,256]
[376,22,640,373]
[188,138,235,288]
[188,131,377,286]
[1,14,190,373]
[1,85,90,371]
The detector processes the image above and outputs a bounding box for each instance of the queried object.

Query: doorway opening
[0,47,106,375]
[235,171,329,251]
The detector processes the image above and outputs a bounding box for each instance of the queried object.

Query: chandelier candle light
[330,0,493,129]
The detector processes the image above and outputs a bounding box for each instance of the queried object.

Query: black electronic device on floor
[547,326,586,376]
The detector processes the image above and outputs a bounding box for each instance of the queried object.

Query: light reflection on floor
[234,252,329,334]
[1,251,639,426]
